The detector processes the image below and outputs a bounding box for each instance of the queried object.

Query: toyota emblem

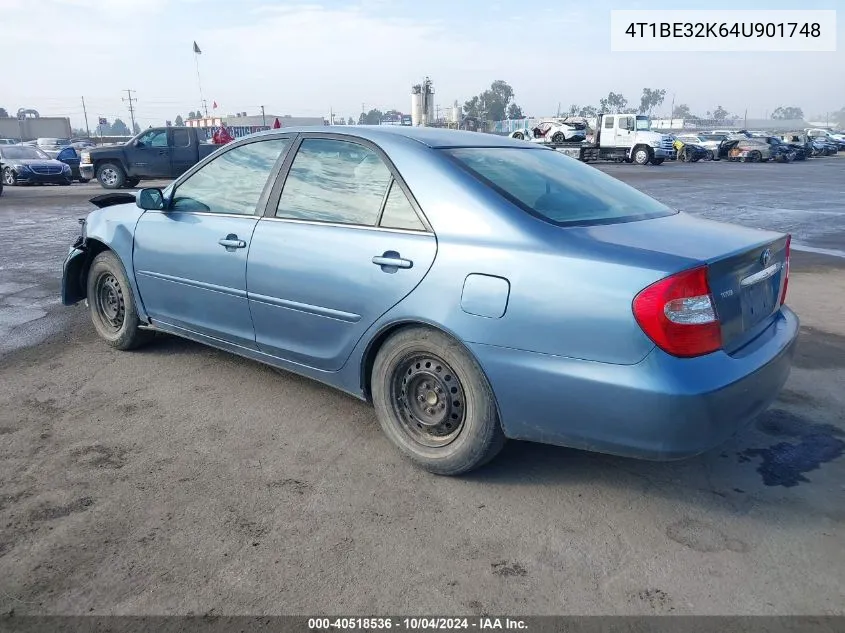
[760,249,771,267]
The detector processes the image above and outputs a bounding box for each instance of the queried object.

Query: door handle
[372,251,412,270]
[158,150,168,155]
[218,235,246,251]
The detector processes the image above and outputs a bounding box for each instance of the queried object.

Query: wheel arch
[359,319,504,425]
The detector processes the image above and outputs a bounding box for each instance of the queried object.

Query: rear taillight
[632,266,722,358]
[780,235,791,305]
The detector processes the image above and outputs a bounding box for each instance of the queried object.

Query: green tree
[0,107,8,118]
[507,103,524,119]
[110,118,130,135]
[712,105,729,121]
[672,103,694,119]
[638,88,666,115]
[463,80,519,121]
[599,92,628,114]
[175,115,184,126]
[347,116,355,125]
[358,109,383,125]
[771,106,804,120]
[832,106,845,128]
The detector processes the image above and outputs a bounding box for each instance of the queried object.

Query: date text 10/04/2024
[308,617,528,630]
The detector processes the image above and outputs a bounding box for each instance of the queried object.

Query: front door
[130,128,171,178]
[247,137,437,371]
[133,136,292,347]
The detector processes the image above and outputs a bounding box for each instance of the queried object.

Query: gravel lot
[0,159,843,616]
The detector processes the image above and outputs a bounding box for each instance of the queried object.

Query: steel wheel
[634,148,650,165]
[390,353,467,448]
[94,271,125,333]
[99,167,119,187]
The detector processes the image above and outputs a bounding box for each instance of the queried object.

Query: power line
[122,89,138,132]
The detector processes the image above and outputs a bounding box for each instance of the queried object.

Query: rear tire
[124,177,141,188]
[97,162,126,189]
[512,132,524,140]
[652,157,665,165]
[551,132,566,144]
[371,327,506,476]
[86,251,153,351]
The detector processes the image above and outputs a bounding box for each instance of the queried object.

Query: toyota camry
[61,127,798,475]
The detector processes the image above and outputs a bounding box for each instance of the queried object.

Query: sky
[1,0,843,130]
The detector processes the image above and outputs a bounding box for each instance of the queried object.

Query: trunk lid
[568,212,789,353]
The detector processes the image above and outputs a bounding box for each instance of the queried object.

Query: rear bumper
[472,306,799,460]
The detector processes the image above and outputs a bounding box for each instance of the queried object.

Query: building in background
[0,109,72,141]
[185,113,325,138]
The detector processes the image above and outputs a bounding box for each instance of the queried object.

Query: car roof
[245,125,538,149]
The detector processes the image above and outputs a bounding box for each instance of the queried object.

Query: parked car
[726,138,794,162]
[56,146,88,182]
[71,139,97,150]
[813,138,839,155]
[511,119,586,144]
[674,134,722,160]
[0,138,20,145]
[61,127,798,475]
[672,137,710,162]
[779,132,814,159]
[35,137,73,159]
[0,145,73,186]
[81,126,218,189]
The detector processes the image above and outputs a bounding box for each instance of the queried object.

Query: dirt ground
[0,167,843,616]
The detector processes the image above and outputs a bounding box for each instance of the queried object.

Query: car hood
[8,158,65,167]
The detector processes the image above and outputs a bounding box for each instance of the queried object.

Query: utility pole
[260,105,266,127]
[122,89,138,133]
[81,96,91,138]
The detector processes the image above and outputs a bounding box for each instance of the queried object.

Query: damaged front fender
[61,245,88,306]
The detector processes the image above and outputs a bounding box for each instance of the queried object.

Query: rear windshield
[443,147,676,226]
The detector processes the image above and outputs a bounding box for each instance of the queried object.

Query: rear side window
[379,181,425,231]
[444,147,676,226]
[276,139,392,225]
[604,116,614,129]
[172,129,190,147]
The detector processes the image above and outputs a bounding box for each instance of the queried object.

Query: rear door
[130,128,171,178]
[246,135,437,370]
[169,128,196,177]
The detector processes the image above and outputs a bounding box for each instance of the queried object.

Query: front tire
[551,132,566,144]
[512,132,524,140]
[633,145,651,165]
[371,327,506,476]
[96,162,126,189]
[2,167,16,186]
[86,251,152,350]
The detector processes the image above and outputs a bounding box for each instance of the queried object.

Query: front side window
[137,129,168,148]
[171,138,290,215]
[276,139,392,225]
[444,147,676,227]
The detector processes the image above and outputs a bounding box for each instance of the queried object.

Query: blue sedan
[61,127,798,475]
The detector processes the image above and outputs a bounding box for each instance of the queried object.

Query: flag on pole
[212,101,218,109]
[193,41,202,54]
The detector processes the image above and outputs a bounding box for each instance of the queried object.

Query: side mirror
[137,187,164,210]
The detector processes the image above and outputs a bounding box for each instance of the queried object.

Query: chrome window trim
[259,216,433,236]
